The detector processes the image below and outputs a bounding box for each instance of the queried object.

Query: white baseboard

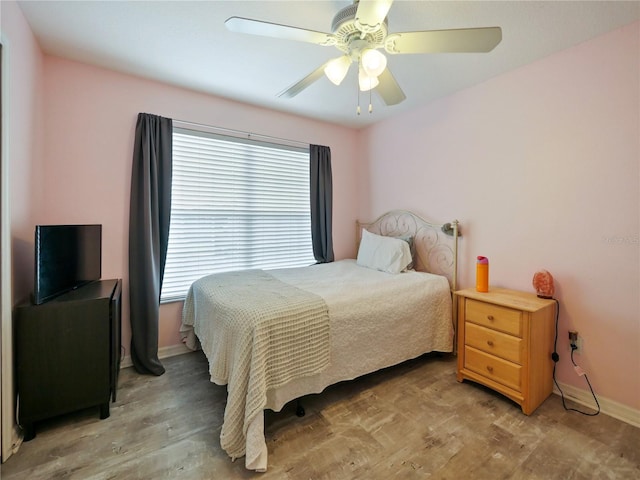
[119,343,192,370]
[553,381,640,428]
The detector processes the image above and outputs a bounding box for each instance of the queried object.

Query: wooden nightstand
[455,288,556,415]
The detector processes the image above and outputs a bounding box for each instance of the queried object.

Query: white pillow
[356,229,413,274]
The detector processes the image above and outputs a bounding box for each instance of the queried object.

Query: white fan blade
[225,17,335,46]
[277,62,330,98]
[375,68,406,106]
[355,0,394,34]
[385,27,502,54]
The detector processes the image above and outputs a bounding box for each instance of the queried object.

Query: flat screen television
[33,224,102,305]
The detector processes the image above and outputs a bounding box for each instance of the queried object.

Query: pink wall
[40,57,362,357]
[1,0,45,304]
[11,1,638,414]
[1,0,45,460]
[360,23,640,410]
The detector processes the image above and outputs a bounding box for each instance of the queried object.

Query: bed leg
[295,399,305,417]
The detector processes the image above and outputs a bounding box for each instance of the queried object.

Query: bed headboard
[357,210,460,291]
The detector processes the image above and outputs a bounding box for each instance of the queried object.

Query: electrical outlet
[568,330,583,355]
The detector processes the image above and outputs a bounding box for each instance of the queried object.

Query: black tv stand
[16,279,122,441]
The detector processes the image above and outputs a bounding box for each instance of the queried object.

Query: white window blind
[161,127,315,303]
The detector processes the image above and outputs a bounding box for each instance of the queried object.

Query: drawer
[466,299,523,337]
[465,322,523,364]
[464,346,522,391]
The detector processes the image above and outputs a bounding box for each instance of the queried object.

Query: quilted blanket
[181,269,330,467]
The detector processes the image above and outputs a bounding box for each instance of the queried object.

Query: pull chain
[355,57,375,115]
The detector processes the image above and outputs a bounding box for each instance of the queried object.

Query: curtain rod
[172,119,310,149]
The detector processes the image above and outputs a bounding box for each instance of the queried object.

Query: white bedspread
[181,269,330,467]
[181,259,453,471]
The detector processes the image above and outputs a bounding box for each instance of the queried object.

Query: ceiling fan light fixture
[360,48,387,77]
[226,1,501,110]
[324,55,351,85]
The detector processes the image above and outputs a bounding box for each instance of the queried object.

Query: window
[160,127,315,302]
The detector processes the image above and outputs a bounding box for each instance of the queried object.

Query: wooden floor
[2,351,638,479]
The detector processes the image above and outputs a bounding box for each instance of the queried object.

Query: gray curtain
[310,144,334,263]
[128,113,172,376]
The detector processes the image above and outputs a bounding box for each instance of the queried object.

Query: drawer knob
[487,315,495,321]
[487,365,494,373]
[487,340,494,347]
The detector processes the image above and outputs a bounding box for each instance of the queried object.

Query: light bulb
[358,68,379,91]
[324,56,351,85]
[361,49,387,77]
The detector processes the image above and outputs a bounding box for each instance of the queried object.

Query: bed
[180,210,460,471]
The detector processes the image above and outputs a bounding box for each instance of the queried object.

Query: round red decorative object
[533,270,555,298]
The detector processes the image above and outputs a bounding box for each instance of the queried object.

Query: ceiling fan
[225,0,502,109]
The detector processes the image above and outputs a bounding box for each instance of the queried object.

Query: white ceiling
[16,0,640,128]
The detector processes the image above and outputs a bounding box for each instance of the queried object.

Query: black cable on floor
[551,298,600,416]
